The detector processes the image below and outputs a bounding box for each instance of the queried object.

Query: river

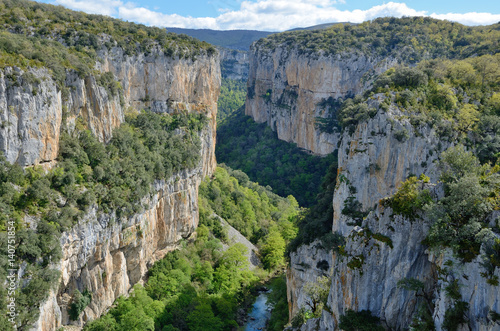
[245,291,271,331]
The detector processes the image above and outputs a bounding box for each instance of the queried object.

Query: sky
[35,0,500,31]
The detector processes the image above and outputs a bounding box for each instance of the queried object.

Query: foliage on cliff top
[255,17,499,62]
[0,0,216,57]
[0,111,207,329]
[0,0,216,88]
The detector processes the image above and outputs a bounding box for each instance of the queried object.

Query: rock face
[245,45,397,155]
[1,47,221,331]
[33,167,203,330]
[219,48,250,80]
[0,46,220,176]
[287,103,500,330]
[0,68,62,167]
[98,46,220,176]
[287,241,332,318]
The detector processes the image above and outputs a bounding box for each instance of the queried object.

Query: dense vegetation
[84,165,301,330]
[318,54,500,163]
[166,27,273,51]
[0,0,215,87]
[199,166,299,270]
[0,111,206,329]
[288,160,342,253]
[84,231,258,331]
[216,108,337,207]
[217,79,247,122]
[255,17,500,62]
[424,146,499,265]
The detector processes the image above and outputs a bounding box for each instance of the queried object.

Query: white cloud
[54,0,123,16]
[430,12,500,26]
[49,1,500,31]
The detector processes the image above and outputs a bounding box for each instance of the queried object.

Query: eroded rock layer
[0,47,221,330]
[245,46,396,155]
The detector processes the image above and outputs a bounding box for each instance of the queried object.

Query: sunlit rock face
[0,46,220,176]
[1,47,221,331]
[245,45,397,155]
[287,102,500,330]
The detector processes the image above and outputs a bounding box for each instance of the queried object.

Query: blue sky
[36,0,500,31]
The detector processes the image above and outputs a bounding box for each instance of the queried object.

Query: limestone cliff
[287,241,332,319]
[245,45,396,155]
[219,48,250,80]
[0,46,221,330]
[34,167,203,330]
[0,46,219,175]
[288,102,500,330]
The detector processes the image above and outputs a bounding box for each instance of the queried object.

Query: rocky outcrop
[245,45,397,155]
[32,167,203,330]
[0,46,220,176]
[0,68,62,167]
[332,100,445,234]
[287,241,332,319]
[219,48,249,80]
[288,102,500,330]
[0,67,123,169]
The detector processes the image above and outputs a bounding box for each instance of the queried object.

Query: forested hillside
[0,0,216,90]
[255,16,500,60]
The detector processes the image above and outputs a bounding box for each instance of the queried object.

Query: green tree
[303,276,331,316]
[186,302,223,331]
[261,225,286,270]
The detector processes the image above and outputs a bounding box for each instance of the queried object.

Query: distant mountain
[287,22,354,31]
[166,27,274,50]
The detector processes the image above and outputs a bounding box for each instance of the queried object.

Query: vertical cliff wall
[98,46,220,176]
[219,48,250,80]
[34,167,204,330]
[288,102,500,330]
[0,46,220,176]
[245,45,396,155]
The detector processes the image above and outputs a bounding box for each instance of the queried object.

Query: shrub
[392,67,428,88]
[69,289,92,321]
[339,309,385,331]
[393,128,410,142]
[386,176,432,220]
[443,301,469,331]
